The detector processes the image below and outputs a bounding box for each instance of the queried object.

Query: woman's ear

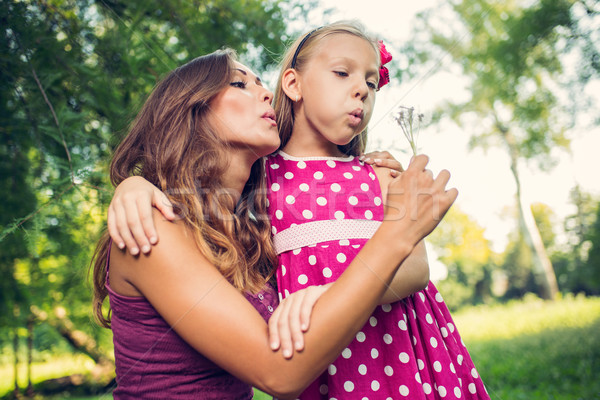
[281,68,302,102]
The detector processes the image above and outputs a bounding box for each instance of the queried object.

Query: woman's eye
[334,71,348,77]
[230,81,247,88]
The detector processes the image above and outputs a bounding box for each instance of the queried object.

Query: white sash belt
[272,219,382,255]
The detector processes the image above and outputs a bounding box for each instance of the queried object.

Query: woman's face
[208,62,280,159]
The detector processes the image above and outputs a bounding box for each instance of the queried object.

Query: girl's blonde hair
[91,49,277,328]
[273,21,379,156]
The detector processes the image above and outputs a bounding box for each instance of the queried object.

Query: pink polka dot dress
[266,151,490,400]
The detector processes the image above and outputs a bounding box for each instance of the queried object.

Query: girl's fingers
[154,189,176,221]
[107,205,125,249]
[114,203,139,255]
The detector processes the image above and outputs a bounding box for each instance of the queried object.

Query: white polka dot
[450,362,456,374]
[275,209,283,219]
[271,183,280,191]
[471,368,479,378]
[281,265,286,276]
[426,313,433,324]
[343,172,353,179]
[361,183,369,191]
[456,386,464,397]
[314,171,324,179]
[457,354,464,365]
[413,335,417,345]
[344,381,354,392]
[419,292,426,302]
[374,197,382,206]
[331,183,341,192]
[398,320,407,331]
[468,383,477,394]
[353,165,361,171]
[297,161,307,169]
[417,359,425,370]
[371,348,379,359]
[308,255,317,265]
[298,274,308,285]
[436,292,444,302]
[438,385,447,397]
[342,348,352,359]
[284,289,289,297]
[448,322,455,333]
[371,380,380,391]
[348,196,359,205]
[319,384,328,395]
[337,253,347,263]
[323,267,332,278]
[384,365,393,376]
[399,352,410,363]
[358,364,367,375]
[423,383,432,394]
[339,239,350,246]
[356,331,366,342]
[328,364,337,375]
[441,327,448,337]
[299,183,310,191]
[381,303,392,312]
[415,372,422,383]
[369,172,376,180]
[430,337,438,348]
[302,210,313,219]
[399,385,409,396]
[369,316,377,326]
[270,163,280,169]
[271,226,277,234]
[317,196,327,206]
[383,334,393,344]
[284,172,294,179]
[292,248,301,255]
[327,160,336,168]
[335,211,345,220]
[365,210,373,219]
[285,195,295,204]
[433,361,442,372]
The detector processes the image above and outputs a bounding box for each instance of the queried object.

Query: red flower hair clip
[378,40,392,90]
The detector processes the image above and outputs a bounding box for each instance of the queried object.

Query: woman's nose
[262,87,274,104]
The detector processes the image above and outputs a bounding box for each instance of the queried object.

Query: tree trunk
[12,325,19,398]
[26,316,34,396]
[502,127,559,300]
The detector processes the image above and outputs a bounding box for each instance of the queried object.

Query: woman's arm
[110,155,456,399]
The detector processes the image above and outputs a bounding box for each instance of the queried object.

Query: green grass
[2,295,599,400]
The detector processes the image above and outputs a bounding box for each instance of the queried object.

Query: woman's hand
[108,176,175,255]
[360,150,404,177]
[268,284,332,359]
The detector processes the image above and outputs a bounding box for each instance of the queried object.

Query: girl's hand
[360,150,403,177]
[107,176,175,255]
[385,154,457,243]
[268,284,332,359]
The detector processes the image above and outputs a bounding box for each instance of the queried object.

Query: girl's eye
[334,71,348,77]
[230,81,247,89]
[367,81,377,90]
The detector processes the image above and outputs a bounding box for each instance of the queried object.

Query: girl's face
[208,62,280,160]
[298,34,379,150]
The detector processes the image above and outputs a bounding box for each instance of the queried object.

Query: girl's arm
[110,155,456,400]
[373,163,431,304]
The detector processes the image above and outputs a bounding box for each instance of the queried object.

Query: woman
[92,48,457,399]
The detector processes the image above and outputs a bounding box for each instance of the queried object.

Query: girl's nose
[354,80,369,101]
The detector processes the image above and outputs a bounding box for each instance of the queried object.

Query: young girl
[107,22,488,400]
[264,21,490,399]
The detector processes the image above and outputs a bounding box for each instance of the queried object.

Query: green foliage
[428,206,496,310]
[455,294,600,399]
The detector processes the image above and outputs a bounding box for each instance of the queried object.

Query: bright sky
[300,0,600,257]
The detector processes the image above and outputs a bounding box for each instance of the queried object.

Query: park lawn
[2,295,599,400]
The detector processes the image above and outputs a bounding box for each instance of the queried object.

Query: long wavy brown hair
[91,49,277,328]
[273,21,380,156]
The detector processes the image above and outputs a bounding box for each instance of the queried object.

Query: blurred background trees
[0,0,598,397]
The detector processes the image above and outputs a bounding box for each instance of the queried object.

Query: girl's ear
[281,68,302,102]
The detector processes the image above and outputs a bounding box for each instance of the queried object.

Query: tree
[410,0,599,299]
